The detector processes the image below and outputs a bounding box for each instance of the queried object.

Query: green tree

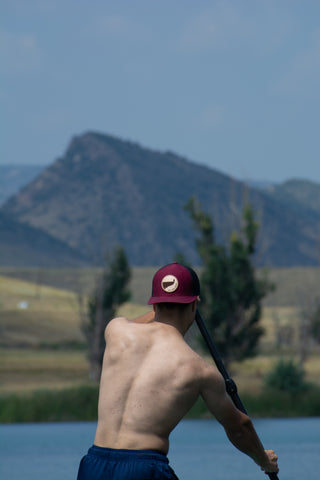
[299,299,320,364]
[82,246,131,381]
[186,197,273,369]
[305,300,320,344]
[311,303,320,343]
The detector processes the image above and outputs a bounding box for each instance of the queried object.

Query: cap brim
[147,295,198,305]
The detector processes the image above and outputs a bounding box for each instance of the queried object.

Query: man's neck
[154,313,188,336]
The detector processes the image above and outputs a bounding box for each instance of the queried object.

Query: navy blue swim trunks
[77,445,179,480]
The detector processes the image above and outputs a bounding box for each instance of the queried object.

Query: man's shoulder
[105,317,129,335]
[109,316,129,324]
[107,317,129,328]
[187,349,222,383]
[176,341,210,372]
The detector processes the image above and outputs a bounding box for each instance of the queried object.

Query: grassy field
[1,267,320,399]
[0,266,157,305]
[0,349,89,393]
[0,275,83,348]
[3,265,320,306]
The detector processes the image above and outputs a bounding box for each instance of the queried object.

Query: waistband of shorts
[89,445,169,463]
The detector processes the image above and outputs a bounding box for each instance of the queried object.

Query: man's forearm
[225,414,269,468]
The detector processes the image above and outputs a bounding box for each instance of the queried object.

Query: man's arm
[199,363,279,473]
[132,310,155,323]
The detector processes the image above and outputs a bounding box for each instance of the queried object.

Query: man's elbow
[225,413,253,442]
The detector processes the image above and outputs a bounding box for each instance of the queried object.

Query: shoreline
[1,385,320,424]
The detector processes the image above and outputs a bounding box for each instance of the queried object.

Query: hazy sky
[2,0,320,183]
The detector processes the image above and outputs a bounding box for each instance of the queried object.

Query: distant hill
[0,165,44,205]
[2,132,320,267]
[0,211,89,267]
[244,179,277,191]
[264,179,320,215]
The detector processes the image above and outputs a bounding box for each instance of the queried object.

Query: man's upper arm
[132,311,155,323]
[199,362,243,427]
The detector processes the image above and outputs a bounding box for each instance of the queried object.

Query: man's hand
[258,449,279,473]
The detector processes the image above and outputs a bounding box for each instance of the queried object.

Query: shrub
[264,358,307,393]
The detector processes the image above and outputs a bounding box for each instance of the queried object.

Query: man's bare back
[94,315,208,454]
[78,263,278,480]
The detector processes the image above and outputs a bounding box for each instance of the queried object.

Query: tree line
[81,198,320,383]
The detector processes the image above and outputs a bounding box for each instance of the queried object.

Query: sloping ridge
[0,165,44,205]
[2,131,320,266]
[0,211,89,267]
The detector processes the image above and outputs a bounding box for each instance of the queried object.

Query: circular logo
[161,275,179,293]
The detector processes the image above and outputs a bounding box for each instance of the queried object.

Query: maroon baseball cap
[148,262,200,305]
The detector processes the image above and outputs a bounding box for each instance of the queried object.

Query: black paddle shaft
[195,310,279,480]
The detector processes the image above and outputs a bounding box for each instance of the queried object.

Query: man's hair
[156,302,191,312]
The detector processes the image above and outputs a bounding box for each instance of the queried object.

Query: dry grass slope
[1,267,320,395]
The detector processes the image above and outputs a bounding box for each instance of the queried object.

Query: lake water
[1,418,319,480]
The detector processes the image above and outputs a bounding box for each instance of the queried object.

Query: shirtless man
[77,263,279,479]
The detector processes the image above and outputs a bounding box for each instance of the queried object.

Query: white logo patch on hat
[161,275,179,293]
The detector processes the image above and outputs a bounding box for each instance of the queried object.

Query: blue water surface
[1,418,319,480]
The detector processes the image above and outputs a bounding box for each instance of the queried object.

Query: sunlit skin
[94,302,278,474]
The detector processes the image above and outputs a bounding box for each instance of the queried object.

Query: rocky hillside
[0,211,89,267]
[2,132,320,266]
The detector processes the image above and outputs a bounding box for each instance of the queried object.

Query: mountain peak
[2,132,320,267]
